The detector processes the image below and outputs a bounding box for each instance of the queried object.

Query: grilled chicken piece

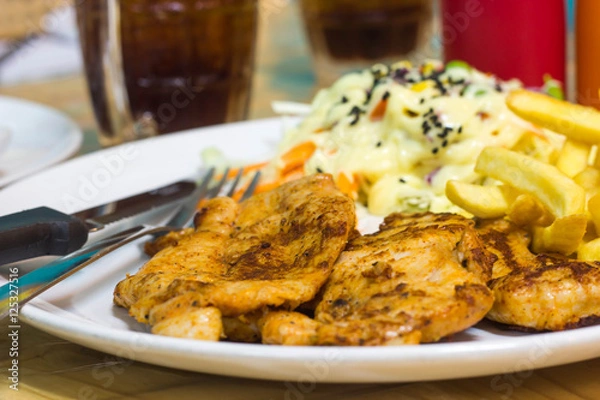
[113,174,356,340]
[477,219,600,331]
[152,307,223,340]
[311,212,495,346]
[144,228,194,256]
[260,311,319,345]
[222,313,262,343]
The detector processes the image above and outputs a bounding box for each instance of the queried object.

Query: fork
[0,167,260,319]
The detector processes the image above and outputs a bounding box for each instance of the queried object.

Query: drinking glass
[299,0,435,87]
[75,0,258,147]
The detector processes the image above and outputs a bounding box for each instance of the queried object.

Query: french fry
[507,194,553,227]
[510,130,558,164]
[573,166,600,195]
[475,147,586,218]
[592,145,600,170]
[506,89,600,144]
[445,180,514,219]
[555,139,591,178]
[588,193,600,236]
[578,238,600,261]
[532,214,588,255]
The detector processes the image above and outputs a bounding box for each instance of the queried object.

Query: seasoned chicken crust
[113,174,356,339]
[312,212,495,346]
[477,219,600,331]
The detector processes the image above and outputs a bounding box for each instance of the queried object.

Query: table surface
[1,2,600,399]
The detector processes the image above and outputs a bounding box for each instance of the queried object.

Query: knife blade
[0,180,195,265]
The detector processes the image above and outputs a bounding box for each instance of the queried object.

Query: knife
[0,167,221,319]
[0,224,154,320]
[0,180,195,265]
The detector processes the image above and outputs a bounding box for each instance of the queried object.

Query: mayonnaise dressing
[271,60,560,216]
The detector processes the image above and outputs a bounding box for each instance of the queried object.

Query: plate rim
[3,117,600,383]
[0,94,83,187]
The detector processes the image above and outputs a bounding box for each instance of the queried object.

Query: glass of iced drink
[76,0,258,147]
[299,0,434,87]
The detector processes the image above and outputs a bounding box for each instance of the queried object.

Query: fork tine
[206,167,230,198]
[162,167,215,228]
[196,167,216,196]
[189,167,216,207]
[225,167,245,197]
[239,171,261,202]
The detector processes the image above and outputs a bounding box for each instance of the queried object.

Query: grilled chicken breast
[310,212,495,346]
[113,174,356,340]
[477,219,600,331]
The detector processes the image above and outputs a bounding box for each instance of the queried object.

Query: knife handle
[0,207,89,265]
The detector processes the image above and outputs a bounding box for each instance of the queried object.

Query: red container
[441,0,566,88]
[576,0,600,109]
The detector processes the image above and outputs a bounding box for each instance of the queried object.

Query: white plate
[2,118,600,383]
[0,95,82,187]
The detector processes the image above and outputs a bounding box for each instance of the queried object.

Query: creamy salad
[266,60,561,216]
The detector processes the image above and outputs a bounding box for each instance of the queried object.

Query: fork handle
[0,207,89,266]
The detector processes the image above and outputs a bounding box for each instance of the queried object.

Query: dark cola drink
[299,0,433,86]
[76,0,258,146]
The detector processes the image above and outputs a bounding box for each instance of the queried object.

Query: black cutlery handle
[0,207,89,265]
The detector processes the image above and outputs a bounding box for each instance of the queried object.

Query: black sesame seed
[458,126,463,133]
[376,141,382,147]
[432,148,439,154]
[316,167,323,173]
[422,121,431,134]
[348,105,362,116]
[399,178,406,183]
[420,98,425,104]
[442,140,448,147]
[341,95,348,104]
[434,79,447,94]
[382,91,391,101]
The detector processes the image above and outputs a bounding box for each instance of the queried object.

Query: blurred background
[0,0,580,150]
[0,0,316,114]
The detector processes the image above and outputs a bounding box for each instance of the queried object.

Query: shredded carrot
[336,172,359,199]
[215,161,269,180]
[280,141,316,176]
[233,166,306,199]
[249,181,280,196]
[281,164,305,179]
[370,99,388,121]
